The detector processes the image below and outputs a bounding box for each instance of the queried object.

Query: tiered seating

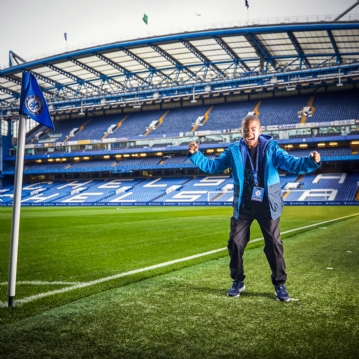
[1,186,15,203]
[57,180,122,203]
[315,131,342,137]
[312,92,359,122]
[286,147,352,158]
[103,178,189,203]
[162,155,188,165]
[31,118,89,144]
[199,101,257,131]
[200,139,225,144]
[258,96,309,126]
[161,155,201,168]
[153,106,208,135]
[107,110,166,138]
[155,175,233,203]
[68,160,116,172]
[279,174,300,189]
[152,143,173,147]
[3,172,359,205]
[25,125,48,144]
[21,181,89,203]
[72,115,121,141]
[139,157,162,166]
[289,134,312,139]
[284,173,359,201]
[23,162,69,173]
[21,93,359,149]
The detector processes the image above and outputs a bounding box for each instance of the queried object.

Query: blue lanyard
[247,144,260,187]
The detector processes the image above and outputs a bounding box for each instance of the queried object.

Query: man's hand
[311,151,321,163]
[188,141,199,154]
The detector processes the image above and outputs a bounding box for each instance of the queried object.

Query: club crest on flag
[25,95,43,116]
[19,72,55,129]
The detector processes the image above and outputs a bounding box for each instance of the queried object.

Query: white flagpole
[8,114,27,307]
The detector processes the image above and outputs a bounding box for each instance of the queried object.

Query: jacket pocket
[267,182,283,215]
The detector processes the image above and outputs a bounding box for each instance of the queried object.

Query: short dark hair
[241,115,261,127]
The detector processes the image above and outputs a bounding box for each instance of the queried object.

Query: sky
[1,0,359,67]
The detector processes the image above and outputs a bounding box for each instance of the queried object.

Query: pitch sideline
[1,212,358,307]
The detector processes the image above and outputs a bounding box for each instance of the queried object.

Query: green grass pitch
[1,206,359,358]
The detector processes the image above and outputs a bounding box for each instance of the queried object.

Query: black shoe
[227,279,245,297]
[274,284,290,301]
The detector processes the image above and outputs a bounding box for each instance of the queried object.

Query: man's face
[241,119,262,148]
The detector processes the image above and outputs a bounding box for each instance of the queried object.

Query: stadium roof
[1,21,359,117]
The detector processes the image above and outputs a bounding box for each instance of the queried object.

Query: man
[188,115,321,301]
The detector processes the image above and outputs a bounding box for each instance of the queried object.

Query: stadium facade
[1,18,359,206]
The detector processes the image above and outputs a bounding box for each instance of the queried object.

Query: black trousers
[227,206,287,285]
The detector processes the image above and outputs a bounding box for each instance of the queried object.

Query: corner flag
[7,72,54,307]
[143,14,148,25]
[19,72,55,129]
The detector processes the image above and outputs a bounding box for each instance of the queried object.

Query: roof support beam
[95,53,147,88]
[71,59,118,95]
[287,32,311,69]
[0,75,21,86]
[31,71,79,99]
[183,65,206,84]
[1,72,77,101]
[0,85,20,98]
[150,44,198,83]
[180,40,225,81]
[47,64,101,98]
[122,48,169,83]
[213,37,251,73]
[334,0,359,21]
[327,30,342,64]
[8,51,27,67]
[244,34,276,72]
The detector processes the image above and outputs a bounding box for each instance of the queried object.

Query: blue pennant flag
[19,72,55,129]
[245,0,249,8]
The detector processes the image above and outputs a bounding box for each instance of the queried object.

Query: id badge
[251,186,264,202]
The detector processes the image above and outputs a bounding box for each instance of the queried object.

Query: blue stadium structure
[1,17,359,206]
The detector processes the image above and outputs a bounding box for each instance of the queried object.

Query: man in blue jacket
[188,115,321,301]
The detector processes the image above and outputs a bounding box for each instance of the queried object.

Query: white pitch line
[0,281,83,286]
[1,212,358,307]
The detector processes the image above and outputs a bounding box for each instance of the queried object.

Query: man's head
[240,115,262,148]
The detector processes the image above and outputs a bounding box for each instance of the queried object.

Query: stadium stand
[311,91,359,122]
[199,101,257,131]
[286,147,353,157]
[30,118,90,144]
[153,106,209,135]
[155,176,233,203]
[258,96,310,126]
[71,115,122,141]
[106,110,167,138]
[284,173,359,202]
[25,125,49,144]
[2,171,359,206]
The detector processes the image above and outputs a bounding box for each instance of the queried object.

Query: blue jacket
[188,135,321,220]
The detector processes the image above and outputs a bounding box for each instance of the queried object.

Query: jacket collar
[239,134,273,163]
